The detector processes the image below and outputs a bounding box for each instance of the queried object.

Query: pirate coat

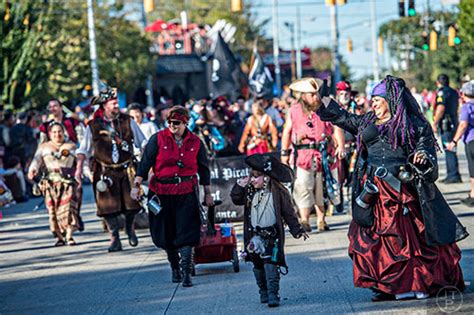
[231,180,304,267]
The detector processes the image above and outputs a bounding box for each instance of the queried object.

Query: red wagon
[192,202,240,274]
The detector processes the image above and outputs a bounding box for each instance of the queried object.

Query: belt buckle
[176,176,182,184]
[374,166,388,178]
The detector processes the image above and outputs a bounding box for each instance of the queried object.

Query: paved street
[1,152,473,315]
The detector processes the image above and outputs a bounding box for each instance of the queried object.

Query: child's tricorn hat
[245,154,294,183]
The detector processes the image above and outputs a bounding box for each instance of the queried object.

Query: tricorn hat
[289,77,323,94]
[245,154,294,183]
[90,87,117,106]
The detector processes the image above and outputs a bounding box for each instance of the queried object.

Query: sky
[250,0,459,80]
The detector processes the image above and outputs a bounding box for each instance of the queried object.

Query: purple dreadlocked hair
[356,75,440,152]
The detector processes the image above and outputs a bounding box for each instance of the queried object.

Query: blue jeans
[441,131,461,180]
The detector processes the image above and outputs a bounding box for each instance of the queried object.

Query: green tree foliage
[379,7,473,89]
[457,0,474,77]
[1,1,49,109]
[95,3,152,100]
[1,0,152,109]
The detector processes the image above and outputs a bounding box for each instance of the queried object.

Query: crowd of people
[0,73,472,307]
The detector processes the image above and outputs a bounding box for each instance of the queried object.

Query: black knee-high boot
[124,212,138,247]
[166,249,182,283]
[179,246,193,287]
[264,263,280,307]
[253,268,269,303]
[104,215,122,252]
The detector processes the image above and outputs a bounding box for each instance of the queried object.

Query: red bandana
[169,112,189,123]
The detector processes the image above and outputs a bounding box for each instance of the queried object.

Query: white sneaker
[395,292,415,300]
[415,292,429,299]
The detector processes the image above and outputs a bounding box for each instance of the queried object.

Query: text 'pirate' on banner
[204,155,250,222]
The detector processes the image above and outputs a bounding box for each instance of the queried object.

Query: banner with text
[207,155,249,222]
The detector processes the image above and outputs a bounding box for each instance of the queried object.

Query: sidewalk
[0,153,473,314]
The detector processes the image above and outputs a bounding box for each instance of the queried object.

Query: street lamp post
[272,0,281,95]
[295,6,302,79]
[87,0,100,96]
[370,0,381,81]
[329,3,341,85]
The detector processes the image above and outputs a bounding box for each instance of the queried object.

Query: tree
[1,1,50,109]
[2,0,153,109]
[41,1,152,107]
[457,0,474,78]
[95,3,152,100]
[379,9,473,89]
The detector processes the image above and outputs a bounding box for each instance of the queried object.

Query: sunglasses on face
[168,120,183,126]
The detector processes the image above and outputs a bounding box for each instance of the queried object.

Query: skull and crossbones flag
[207,33,246,99]
[248,46,273,99]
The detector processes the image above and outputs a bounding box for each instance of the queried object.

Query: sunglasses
[168,120,183,126]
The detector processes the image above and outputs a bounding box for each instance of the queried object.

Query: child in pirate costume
[231,154,308,307]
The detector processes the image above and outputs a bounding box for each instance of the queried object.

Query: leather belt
[156,175,195,184]
[294,142,320,150]
[360,158,402,193]
[97,159,132,170]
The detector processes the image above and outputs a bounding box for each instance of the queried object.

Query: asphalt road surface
[1,152,473,314]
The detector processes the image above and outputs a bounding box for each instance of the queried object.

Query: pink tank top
[289,102,335,171]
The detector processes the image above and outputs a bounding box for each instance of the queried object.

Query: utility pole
[272,0,281,95]
[329,4,341,84]
[87,0,100,96]
[370,0,380,81]
[295,6,302,79]
[285,22,296,81]
[142,1,155,108]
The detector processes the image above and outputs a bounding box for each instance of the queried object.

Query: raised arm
[316,97,366,135]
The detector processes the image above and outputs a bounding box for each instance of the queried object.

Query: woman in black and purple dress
[315,75,468,301]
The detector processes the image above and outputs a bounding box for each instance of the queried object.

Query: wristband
[452,139,458,145]
[281,149,291,156]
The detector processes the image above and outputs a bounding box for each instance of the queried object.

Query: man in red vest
[131,105,213,288]
[39,99,84,145]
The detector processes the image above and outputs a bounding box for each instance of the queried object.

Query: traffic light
[429,30,437,51]
[377,37,384,54]
[144,0,154,13]
[325,0,336,6]
[398,0,405,17]
[231,0,242,12]
[347,38,353,53]
[408,0,416,17]
[448,26,461,46]
[422,31,429,51]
